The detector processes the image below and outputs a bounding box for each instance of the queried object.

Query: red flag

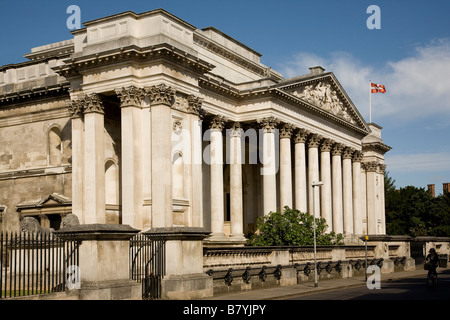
[371,83,386,93]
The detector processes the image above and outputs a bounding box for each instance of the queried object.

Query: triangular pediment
[17,193,71,211]
[276,72,369,133]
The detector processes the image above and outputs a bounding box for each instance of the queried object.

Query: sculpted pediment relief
[291,81,356,125]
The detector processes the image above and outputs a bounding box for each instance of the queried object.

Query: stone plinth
[56,224,141,300]
[143,227,213,300]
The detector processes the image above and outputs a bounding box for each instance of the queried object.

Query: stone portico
[0,9,390,244]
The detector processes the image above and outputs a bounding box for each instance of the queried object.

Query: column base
[203,234,247,247]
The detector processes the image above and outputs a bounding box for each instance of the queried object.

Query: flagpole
[369,80,372,123]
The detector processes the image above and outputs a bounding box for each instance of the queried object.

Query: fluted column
[209,115,227,240]
[307,133,321,215]
[352,151,363,235]
[279,123,294,209]
[116,86,145,229]
[67,99,84,224]
[342,147,354,236]
[294,129,309,213]
[82,93,105,224]
[258,117,280,215]
[229,122,245,241]
[147,84,175,227]
[365,161,379,234]
[187,95,204,228]
[320,138,333,232]
[332,143,344,234]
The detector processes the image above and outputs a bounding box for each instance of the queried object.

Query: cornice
[53,43,214,78]
[362,141,392,154]
[0,83,70,108]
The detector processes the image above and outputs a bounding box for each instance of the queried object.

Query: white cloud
[277,39,450,123]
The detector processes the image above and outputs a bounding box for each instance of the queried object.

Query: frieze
[292,81,356,125]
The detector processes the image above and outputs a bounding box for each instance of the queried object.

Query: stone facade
[0,9,391,243]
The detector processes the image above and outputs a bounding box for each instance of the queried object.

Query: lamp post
[312,181,323,288]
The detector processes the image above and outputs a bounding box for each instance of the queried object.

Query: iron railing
[129,234,166,300]
[0,232,80,299]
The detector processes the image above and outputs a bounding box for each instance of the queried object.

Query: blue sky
[1,0,449,192]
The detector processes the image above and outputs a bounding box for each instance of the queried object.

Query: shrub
[247,206,344,246]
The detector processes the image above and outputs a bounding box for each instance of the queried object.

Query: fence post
[143,227,213,300]
[56,224,141,300]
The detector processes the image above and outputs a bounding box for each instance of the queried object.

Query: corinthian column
[258,117,280,215]
[147,84,175,227]
[352,151,363,235]
[307,133,321,215]
[342,147,354,236]
[294,128,309,213]
[67,99,84,224]
[320,138,333,232]
[116,86,145,229]
[279,123,294,209]
[229,122,245,241]
[82,93,105,224]
[209,115,227,240]
[365,161,380,234]
[332,143,344,234]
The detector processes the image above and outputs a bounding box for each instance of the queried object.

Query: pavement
[199,266,450,300]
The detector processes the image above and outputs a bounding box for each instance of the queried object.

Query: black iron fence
[129,234,166,300]
[0,232,80,299]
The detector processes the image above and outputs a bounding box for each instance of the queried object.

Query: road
[286,269,450,300]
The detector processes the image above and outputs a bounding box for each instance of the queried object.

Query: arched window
[48,126,62,166]
[105,160,119,205]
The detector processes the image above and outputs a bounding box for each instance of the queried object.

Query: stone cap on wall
[359,235,414,242]
[143,227,211,241]
[55,224,140,241]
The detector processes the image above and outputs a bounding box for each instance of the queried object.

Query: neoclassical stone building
[0,9,390,243]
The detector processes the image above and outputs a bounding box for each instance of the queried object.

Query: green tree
[384,171,450,237]
[247,206,344,246]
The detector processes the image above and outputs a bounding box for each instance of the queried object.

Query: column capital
[342,147,355,160]
[67,99,84,118]
[320,138,334,152]
[352,150,363,162]
[363,161,380,172]
[187,94,205,117]
[257,116,280,133]
[280,123,295,139]
[307,133,322,148]
[81,93,104,114]
[331,143,344,156]
[229,122,244,138]
[209,115,227,131]
[115,86,146,107]
[294,128,310,144]
[146,83,175,107]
